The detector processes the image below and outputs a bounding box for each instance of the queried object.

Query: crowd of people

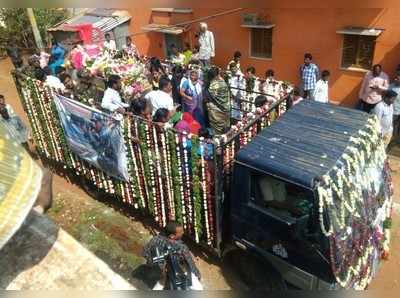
[5,21,400,291]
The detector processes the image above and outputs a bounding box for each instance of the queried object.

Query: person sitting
[169,44,185,65]
[190,45,201,63]
[145,76,177,117]
[153,108,171,129]
[34,68,47,82]
[101,74,129,119]
[143,221,202,290]
[43,66,65,92]
[171,65,185,105]
[174,112,201,135]
[205,66,230,135]
[131,96,152,120]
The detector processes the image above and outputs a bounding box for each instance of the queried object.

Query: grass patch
[48,197,65,215]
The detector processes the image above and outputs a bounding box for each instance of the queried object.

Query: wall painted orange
[127,8,400,107]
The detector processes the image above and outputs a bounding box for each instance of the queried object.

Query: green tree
[0,8,67,50]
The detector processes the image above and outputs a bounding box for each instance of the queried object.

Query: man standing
[313,70,330,103]
[101,75,129,119]
[198,22,215,67]
[145,77,177,117]
[143,221,203,290]
[359,64,389,113]
[103,33,117,53]
[389,71,400,140]
[123,36,140,59]
[372,90,397,148]
[299,53,319,100]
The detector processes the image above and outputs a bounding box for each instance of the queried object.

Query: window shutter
[357,35,375,70]
[341,35,357,68]
[251,28,272,58]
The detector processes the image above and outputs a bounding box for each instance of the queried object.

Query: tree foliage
[0,8,67,49]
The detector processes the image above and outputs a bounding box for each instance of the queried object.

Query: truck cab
[227,101,391,289]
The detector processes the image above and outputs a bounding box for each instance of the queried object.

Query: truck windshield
[250,173,313,219]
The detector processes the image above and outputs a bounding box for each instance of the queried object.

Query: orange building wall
[128,8,400,107]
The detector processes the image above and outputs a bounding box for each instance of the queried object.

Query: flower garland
[316,116,392,289]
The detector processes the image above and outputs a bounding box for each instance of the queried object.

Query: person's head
[158,76,172,93]
[153,108,169,123]
[383,89,397,105]
[51,39,59,47]
[59,73,74,89]
[233,51,242,63]
[77,68,92,83]
[304,53,313,65]
[35,68,47,82]
[208,66,220,81]
[265,69,274,79]
[372,64,382,77]
[164,221,184,240]
[43,66,52,76]
[246,66,256,77]
[199,22,208,33]
[255,95,268,108]
[105,33,111,42]
[321,70,330,82]
[189,69,199,83]
[193,45,200,53]
[170,44,178,55]
[107,74,121,91]
[28,55,40,68]
[293,87,302,99]
[0,95,8,120]
[393,72,400,86]
[172,65,184,77]
[0,94,5,109]
[198,127,211,139]
[131,97,151,118]
[55,66,66,77]
[126,36,132,45]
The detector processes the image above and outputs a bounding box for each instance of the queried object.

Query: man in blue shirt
[299,53,319,100]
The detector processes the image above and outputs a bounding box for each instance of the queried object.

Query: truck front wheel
[223,249,287,290]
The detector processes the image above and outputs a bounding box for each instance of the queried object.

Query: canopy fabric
[235,101,372,189]
[0,122,42,250]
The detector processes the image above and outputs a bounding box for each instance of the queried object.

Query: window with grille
[250,28,273,59]
[341,34,376,70]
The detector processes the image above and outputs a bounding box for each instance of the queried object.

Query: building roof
[48,8,131,36]
[141,23,189,35]
[235,101,373,189]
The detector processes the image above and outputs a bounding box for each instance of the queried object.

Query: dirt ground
[1,57,399,290]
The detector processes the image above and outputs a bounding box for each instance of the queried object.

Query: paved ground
[1,57,399,289]
[0,211,134,290]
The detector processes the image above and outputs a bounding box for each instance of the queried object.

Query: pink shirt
[359,71,389,104]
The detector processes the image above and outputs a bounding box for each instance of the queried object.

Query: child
[313,70,330,103]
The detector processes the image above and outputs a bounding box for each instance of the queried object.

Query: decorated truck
[13,69,392,290]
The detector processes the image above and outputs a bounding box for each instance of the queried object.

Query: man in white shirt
[43,66,65,92]
[101,75,129,119]
[198,22,215,67]
[144,77,177,117]
[103,33,117,52]
[372,89,397,147]
[313,70,330,103]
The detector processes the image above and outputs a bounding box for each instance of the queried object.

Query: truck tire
[223,249,287,290]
